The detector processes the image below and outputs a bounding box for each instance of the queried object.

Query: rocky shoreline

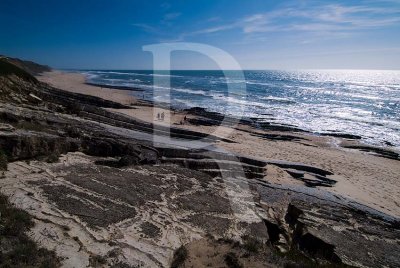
[1,57,400,267]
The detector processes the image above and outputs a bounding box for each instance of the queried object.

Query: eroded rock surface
[1,153,264,267]
[2,152,399,267]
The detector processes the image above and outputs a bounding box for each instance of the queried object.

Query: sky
[0,0,400,70]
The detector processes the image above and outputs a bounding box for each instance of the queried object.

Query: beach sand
[38,71,400,218]
[38,71,137,105]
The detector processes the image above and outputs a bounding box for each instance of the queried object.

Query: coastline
[37,70,400,218]
[1,59,399,267]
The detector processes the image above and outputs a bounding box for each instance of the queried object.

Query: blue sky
[1,0,399,69]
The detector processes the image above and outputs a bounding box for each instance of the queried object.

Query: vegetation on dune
[0,194,60,267]
[170,245,188,268]
[224,252,243,268]
[241,235,262,254]
[0,58,38,83]
[0,150,7,171]
[0,55,51,76]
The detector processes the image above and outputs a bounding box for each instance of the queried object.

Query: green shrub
[89,254,107,267]
[242,235,261,254]
[16,121,46,132]
[224,252,243,268]
[0,58,38,83]
[46,153,60,163]
[171,245,188,268]
[0,194,60,267]
[0,149,7,171]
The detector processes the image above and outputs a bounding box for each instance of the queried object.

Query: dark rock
[384,141,394,147]
[285,203,304,225]
[343,144,399,161]
[257,122,307,132]
[266,160,333,176]
[139,147,159,164]
[118,154,140,166]
[263,219,282,244]
[295,232,342,264]
[250,132,306,142]
[285,169,305,179]
[85,82,144,92]
[0,131,80,161]
[317,132,362,139]
[187,117,220,126]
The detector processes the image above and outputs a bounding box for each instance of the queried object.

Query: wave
[246,81,275,87]
[174,98,197,108]
[212,95,270,109]
[85,73,100,80]
[88,71,134,76]
[172,88,208,96]
[152,73,184,78]
[260,96,296,104]
[88,70,183,78]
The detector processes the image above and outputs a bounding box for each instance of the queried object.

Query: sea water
[81,69,400,149]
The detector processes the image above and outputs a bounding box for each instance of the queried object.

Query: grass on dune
[0,193,60,267]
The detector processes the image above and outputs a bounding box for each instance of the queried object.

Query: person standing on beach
[157,113,160,120]
[161,112,165,121]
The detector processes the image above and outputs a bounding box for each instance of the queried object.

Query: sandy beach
[38,71,400,218]
[38,71,137,105]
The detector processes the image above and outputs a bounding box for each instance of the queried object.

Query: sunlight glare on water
[83,69,400,149]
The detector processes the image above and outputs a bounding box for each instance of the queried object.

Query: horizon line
[59,68,400,72]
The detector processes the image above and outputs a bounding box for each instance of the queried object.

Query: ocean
[81,69,400,149]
